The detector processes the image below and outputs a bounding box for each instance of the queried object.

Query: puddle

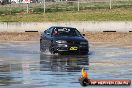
[0,41,131,88]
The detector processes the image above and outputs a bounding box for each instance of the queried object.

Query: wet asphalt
[0,41,132,88]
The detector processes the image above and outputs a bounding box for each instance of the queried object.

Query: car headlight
[56,40,67,43]
[80,42,88,44]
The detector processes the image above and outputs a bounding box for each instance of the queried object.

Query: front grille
[67,41,80,45]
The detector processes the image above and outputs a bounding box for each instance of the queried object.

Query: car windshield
[52,27,82,37]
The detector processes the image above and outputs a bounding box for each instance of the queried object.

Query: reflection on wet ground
[40,54,89,72]
[0,41,132,88]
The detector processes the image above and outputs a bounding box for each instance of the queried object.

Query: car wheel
[49,45,55,54]
[40,39,46,52]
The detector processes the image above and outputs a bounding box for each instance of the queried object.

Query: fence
[0,21,132,32]
[0,0,132,14]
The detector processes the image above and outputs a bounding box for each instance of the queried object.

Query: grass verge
[0,8,132,22]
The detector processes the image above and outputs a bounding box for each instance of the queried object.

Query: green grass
[0,1,132,22]
[0,8,132,22]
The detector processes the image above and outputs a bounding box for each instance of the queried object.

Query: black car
[40,26,89,55]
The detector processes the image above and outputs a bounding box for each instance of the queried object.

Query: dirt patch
[85,32,132,45]
[0,32,132,45]
[0,32,40,41]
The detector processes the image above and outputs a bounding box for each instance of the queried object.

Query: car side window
[46,27,53,36]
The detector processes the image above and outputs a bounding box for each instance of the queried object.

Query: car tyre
[49,45,55,54]
[40,39,46,52]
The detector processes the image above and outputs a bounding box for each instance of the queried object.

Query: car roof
[50,26,76,29]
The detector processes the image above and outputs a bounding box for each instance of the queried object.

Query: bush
[33,8,44,13]
[0,8,24,15]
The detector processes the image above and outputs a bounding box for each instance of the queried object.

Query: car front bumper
[54,44,89,54]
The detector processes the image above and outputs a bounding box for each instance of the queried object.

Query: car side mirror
[46,32,50,35]
[44,30,47,33]
[82,34,85,36]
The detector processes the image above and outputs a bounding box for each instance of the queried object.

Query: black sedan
[40,26,89,55]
